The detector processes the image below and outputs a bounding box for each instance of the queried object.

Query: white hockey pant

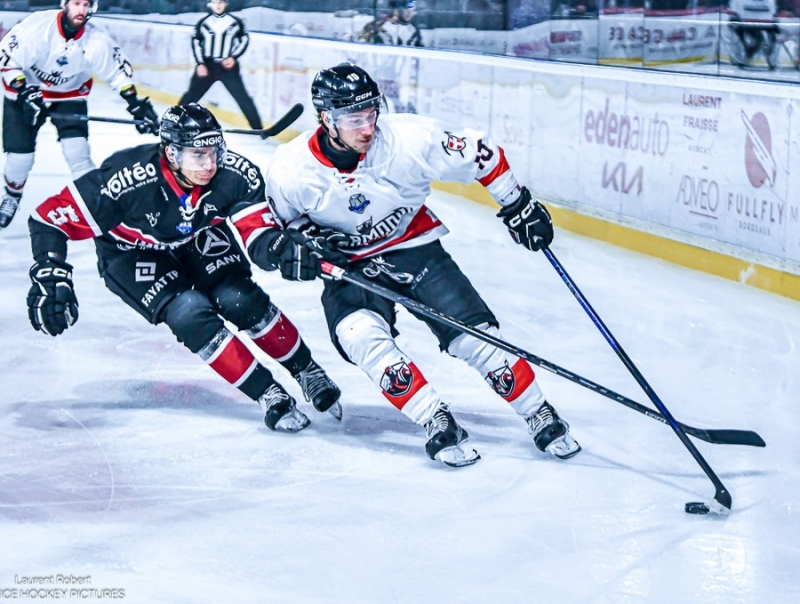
[336,309,440,425]
[448,323,545,418]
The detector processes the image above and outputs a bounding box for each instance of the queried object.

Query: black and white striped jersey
[191,13,250,64]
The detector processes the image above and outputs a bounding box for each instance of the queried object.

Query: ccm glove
[15,84,48,126]
[496,187,554,252]
[258,229,321,281]
[121,86,160,135]
[27,258,79,336]
[297,224,350,265]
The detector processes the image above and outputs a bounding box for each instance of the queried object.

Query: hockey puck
[685,501,711,515]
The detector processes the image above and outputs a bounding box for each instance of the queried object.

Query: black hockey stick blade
[319,261,765,448]
[224,103,304,139]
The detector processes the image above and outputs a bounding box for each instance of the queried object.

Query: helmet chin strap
[166,148,200,190]
[323,113,362,155]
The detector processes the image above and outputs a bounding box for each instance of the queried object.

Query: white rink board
[84,17,800,271]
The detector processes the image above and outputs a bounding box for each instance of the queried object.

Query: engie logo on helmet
[193,134,223,147]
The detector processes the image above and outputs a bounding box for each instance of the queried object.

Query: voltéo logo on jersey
[740,110,776,189]
[442,132,466,157]
[194,226,232,257]
[101,162,158,200]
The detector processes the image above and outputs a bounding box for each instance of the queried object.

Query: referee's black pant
[179,62,263,130]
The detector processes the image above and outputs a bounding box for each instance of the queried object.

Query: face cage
[167,141,227,172]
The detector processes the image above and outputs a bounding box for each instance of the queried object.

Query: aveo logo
[101,162,157,200]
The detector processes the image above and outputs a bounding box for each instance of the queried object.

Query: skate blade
[436,444,481,468]
[547,437,581,460]
[327,401,343,421]
[274,409,311,433]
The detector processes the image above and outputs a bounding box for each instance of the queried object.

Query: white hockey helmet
[60,0,99,16]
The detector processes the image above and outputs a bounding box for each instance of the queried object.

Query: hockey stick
[542,248,733,515]
[59,102,304,139]
[319,261,764,449]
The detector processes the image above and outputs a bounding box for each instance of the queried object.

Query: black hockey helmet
[311,63,382,117]
[160,103,226,168]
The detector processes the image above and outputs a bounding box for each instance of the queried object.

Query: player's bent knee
[335,309,396,369]
[209,275,270,330]
[162,289,224,353]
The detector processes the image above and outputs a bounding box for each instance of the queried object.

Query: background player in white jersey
[252,62,580,467]
[26,104,341,433]
[0,0,159,229]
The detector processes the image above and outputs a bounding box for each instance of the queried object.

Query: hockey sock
[448,323,545,418]
[246,305,312,376]
[198,326,276,400]
[336,309,440,424]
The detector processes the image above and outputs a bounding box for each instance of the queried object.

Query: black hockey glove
[121,86,159,135]
[257,229,321,281]
[496,187,554,252]
[297,224,350,266]
[27,258,79,336]
[15,84,48,127]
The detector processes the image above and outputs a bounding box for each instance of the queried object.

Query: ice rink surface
[1,86,798,603]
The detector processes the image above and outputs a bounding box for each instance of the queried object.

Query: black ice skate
[294,359,342,420]
[527,401,581,459]
[0,191,21,229]
[424,403,480,468]
[259,383,310,432]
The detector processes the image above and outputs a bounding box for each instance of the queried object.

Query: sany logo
[741,110,776,189]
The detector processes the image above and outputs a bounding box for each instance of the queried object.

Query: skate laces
[0,194,20,217]
[295,361,335,402]
[527,402,555,436]
[259,384,291,413]
[425,403,451,438]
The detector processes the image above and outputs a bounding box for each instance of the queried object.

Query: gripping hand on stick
[14,81,48,126]
[120,86,160,135]
[27,258,79,336]
[496,186,554,252]
[255,229,322,282]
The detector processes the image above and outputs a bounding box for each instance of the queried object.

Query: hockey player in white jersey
[253,62,581,467]
[0,0,160,229]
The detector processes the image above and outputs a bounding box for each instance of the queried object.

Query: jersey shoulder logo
[442,131,466,157]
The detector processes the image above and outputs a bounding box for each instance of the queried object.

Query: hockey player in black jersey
[27,103,341,431]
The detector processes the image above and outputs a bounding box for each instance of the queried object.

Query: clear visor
[334,108,379,131]
[169,143,225,171]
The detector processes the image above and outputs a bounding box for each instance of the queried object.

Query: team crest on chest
[442,132,466,157]
[348,193,371,214]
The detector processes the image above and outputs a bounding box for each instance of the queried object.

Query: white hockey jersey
[0,10,135,101]
[263,113,521,261]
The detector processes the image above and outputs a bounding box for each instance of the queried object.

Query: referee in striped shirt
[178,0,262,130]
